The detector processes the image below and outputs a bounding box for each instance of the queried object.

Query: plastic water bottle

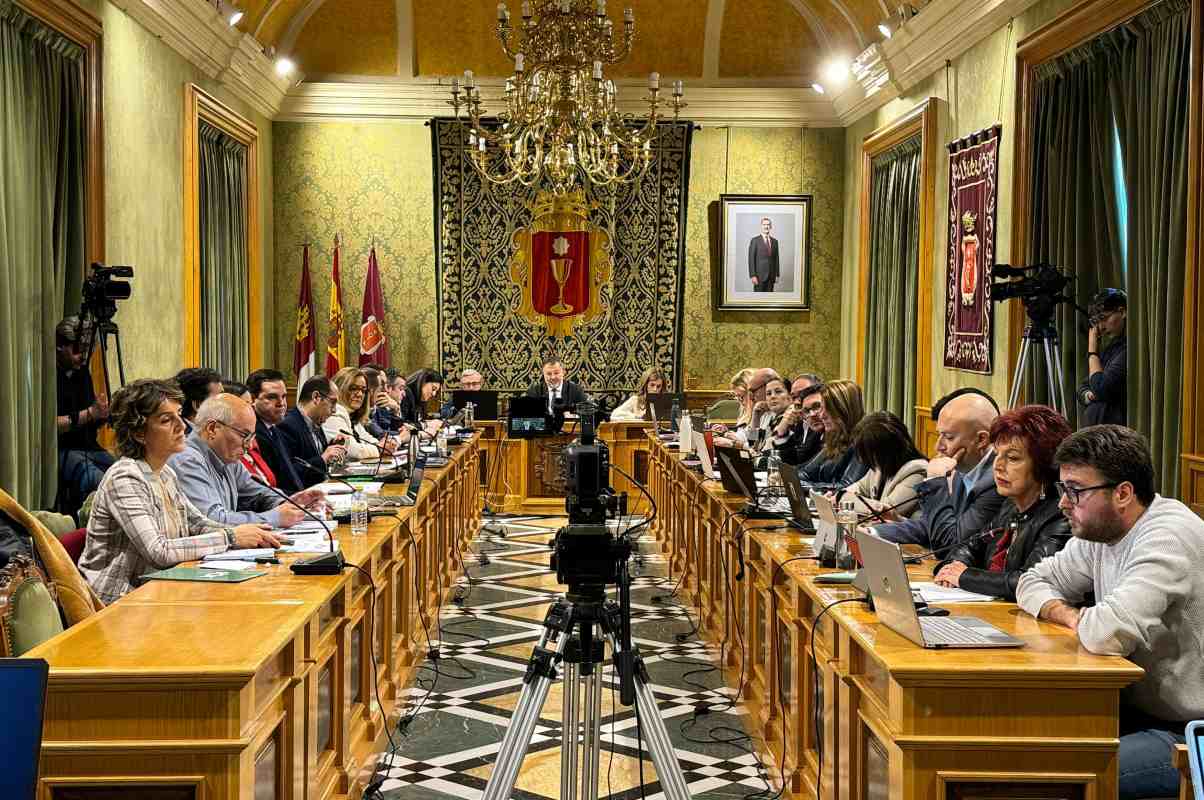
[436,426,449,457]
[465,401,475,429]
[670,398,680,433]
[350,491,369,536]
[835,497,858,569]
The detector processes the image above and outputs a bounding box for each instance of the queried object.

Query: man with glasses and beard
[777,375,824,466]
[278,376,348,485]
[170,394,322,528]
[1017,425,1204,799]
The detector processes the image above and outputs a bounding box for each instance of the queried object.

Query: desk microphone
[291,456,357,493]
[850,481,944,526]
[248,475,345,575]
[907,526,1003,565]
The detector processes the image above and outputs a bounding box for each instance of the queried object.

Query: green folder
[141,566,266,584]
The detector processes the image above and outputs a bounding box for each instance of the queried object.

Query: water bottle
[670,398,680,433]
[465,401,475,429]
[767,453,783,490]
[350,491,369,536]
[436,426,448,457]
[835,497,858,569]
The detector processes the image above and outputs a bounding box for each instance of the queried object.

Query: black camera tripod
[480,581,691,800]
[81,316,126,400]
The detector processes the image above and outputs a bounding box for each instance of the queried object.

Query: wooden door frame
[854,98,939,440]
[183,84,262,370]
[1010,0,1204,509]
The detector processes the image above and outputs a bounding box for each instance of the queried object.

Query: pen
[255,557,280,565]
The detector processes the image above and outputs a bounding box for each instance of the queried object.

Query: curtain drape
[1108,0,1190,495]
[198,120,249,381]
[1023,41,1125,428]
[0,0,86,508]
[863,137,921,429]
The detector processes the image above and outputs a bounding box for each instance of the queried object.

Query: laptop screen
[407,459,426,498]
[0,658,48,800]
[1188,720,1204,800]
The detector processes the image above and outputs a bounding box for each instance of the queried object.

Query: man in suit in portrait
[747,217,780,293]
[525,358,588,415]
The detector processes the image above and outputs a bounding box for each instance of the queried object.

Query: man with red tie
[747,217,780,293]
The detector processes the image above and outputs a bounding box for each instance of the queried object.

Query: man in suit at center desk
[526,358,588,415]
[748,216,780,293]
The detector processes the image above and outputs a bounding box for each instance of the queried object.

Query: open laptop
[778,463,815,532]
[0,658,48,800]
[1187,720,1204,800]
[451,390,499,420]
[647,392,685,423]
[691,430,715,477]
[853,530,1024,649]
[393,457,427,506]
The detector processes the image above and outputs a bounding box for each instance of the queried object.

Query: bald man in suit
[748,217,780,292]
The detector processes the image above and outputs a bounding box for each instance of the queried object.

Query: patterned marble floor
[365,514,778,800]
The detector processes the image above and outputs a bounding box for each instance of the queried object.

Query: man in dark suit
[872,391,1004,552]
[777,376,825,466]
[747,217,780,293]
[247,368,305,494]
[525,358,587,414]
[278,376,347,485]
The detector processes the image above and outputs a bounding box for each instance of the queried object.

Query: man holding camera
[55,316,114,500]
[1077,288,1127,426]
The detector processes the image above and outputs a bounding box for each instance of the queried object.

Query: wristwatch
[225,529,237,547]
[1087,351,1100,358]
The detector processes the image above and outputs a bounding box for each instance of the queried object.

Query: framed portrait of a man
[716,194,812,311]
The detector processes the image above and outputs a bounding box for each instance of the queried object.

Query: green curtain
[1023,43,1125,428]
[1108,0,1190,495]
[198,120,249,380]
[863,136,921,429]
[0,0,86,509]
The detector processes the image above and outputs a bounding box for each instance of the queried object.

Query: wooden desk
[26,435,482,800]
[647,436,1143,800]
[472,419,653,515]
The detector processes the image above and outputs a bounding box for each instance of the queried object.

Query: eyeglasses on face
[1054,481,1119,505]
[214,418,256,445]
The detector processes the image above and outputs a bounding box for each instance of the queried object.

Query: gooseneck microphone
[291,456,357,493]
[248,475,345,575]
[850,480,945,526]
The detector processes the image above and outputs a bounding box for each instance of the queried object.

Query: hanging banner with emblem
[510,190,613,338]
[943,124,1001,374]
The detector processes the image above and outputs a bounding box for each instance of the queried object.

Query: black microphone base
[290,551,346,575]
[742,503,785,520]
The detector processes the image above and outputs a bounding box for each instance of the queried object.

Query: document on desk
[314,481,355,495]
[290,519,337,532]
[280,534,341,554]
[911,582,998,603]
[203,548,274,561]
[199,560,260,571]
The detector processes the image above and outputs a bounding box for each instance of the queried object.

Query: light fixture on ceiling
[811,82,825,94]
[212,0,242,26]
[822,58,849,84]
[878,3,918,39]
[447,0,687,196]
[275,56,295,76]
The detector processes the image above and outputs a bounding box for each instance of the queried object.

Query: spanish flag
[325,236,346,377]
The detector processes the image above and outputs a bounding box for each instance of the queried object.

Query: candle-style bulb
[592,60,602,80]
[648,71,659,90]
[673,79,683,96]
[497,2,507,21]
[522,0,531,17]
[623,6,633,22]
[515,53,525,72]
[464,69,475,88]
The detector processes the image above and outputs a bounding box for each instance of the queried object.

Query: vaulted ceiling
[233,0,896,84]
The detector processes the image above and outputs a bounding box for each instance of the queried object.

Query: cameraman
[55,316,115,499]
[1077,289,1127,426]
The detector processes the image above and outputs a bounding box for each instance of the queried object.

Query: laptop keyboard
[920,617,996,646]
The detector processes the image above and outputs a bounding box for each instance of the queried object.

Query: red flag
[293,245,317,395]
[325,237,346,377]
[359,247,390,367]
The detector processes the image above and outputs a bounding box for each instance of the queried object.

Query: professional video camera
[81,263,133,324]
[990,262,1073,323]
[551,401,628,589]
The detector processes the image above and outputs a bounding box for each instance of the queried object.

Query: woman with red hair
[933,404,1072,600]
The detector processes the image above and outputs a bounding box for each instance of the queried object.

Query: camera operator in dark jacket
[934,405,1072,601]
[1077,288,1127,426]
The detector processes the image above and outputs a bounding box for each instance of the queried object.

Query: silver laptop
[853,530,1024,649]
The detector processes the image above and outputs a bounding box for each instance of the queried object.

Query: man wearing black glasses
[1017,425,1204,799]
[170,393,322,528]
[278,376,348,485]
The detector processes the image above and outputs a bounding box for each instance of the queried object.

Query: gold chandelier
[447,0,686,196]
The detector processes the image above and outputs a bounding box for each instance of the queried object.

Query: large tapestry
[432,119,692,408]
[943,125,1001,374]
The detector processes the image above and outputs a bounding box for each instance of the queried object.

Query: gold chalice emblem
[550,235,575,314]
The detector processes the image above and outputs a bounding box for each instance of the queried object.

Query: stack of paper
[199,560,260,571]
[203,548,273,561]
[280,534,340,554]
[313,481,354,495]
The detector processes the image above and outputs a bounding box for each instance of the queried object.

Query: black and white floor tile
[366,514,777,800]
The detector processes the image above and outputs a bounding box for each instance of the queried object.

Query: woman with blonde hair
[324,367,400,460]
[730,367,755,428]
[800,379,868,486]
[610,367,667,421]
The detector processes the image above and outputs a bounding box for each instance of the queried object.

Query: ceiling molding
[784,0,834,51]
[832,0,1039,126]
[702,0,725,81]
[277,0,325,53]
[827,0,869,48]
[107,0,297,118]
[278,81,841,126]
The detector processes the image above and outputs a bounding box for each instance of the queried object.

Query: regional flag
[325,236,346,377]
[358,247,390,367]
[293,245,318,399]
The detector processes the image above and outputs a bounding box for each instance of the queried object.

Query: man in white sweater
[1016,425,1204,799]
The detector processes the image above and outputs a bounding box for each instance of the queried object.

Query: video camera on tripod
[78,262,134,398]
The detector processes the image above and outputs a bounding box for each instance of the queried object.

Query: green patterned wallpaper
[86,1,275,381]
[840,0,1080,407]
[272,123,845,388]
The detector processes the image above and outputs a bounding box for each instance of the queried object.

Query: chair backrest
[0,556,65,657]
[707,398,741,420]
[57,529,86,565]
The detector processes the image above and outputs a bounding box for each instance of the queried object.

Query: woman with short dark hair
[846,412,928,519]
[79,379,281,604]
[934,404,1072,600]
